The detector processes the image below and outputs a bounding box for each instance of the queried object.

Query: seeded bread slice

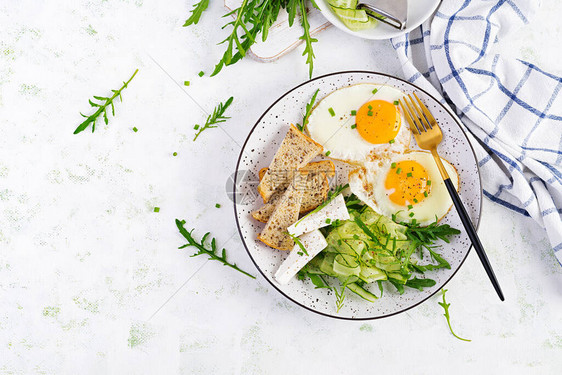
[257,124,323,203]
[252,161,335,223]
[257,171,308,251]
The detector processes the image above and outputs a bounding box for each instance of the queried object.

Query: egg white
[348,151,460,226]
[306,83,410,164]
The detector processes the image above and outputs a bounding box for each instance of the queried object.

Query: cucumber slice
[347,283,378,302]
[333,254,361,277]
[331,8,377,31]
[359,266,387,283]
[327,0,357,8]
[319,253,338,276]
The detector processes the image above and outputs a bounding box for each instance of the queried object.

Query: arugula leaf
[388,279,405,294]
[404,219,461,246]
[298,0,317,78]
[308,273,332,289]
[74,69,138,134]
[405,277,436,291]
[183,0,210,26]
[175,219,256,279]
[287,233,309,256]
[193,97,234,141]
[210,0,317,77]
[439,289,471,342]
[297,88,319,132]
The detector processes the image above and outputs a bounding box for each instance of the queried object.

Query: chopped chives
[325,151,331,156]
[391,162,397,169]
[153,207,160,213]
[413,198,418,203]
[372,88,378,94]
[393,100,399,105]
[351,124,357,129]
[198,71,204,77]
[184,81,190,86]
[368,105,372,110]
[215,203,221,208]
[328,107,335,117]
[325,218,331,224]
[351,110,357,116]
[389,139,395,144]
[409,212,415,217]
[173,152,178,156]
[407,172,413,177]
[424,191,428,197]
[396,168,402,174]
[367,111,373,116]
[133,127,138,132]
[194,124,200,130]
[408,205,413,210]
[427,180,432,185]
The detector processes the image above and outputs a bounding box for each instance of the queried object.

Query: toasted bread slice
[258,171,307,251]
[252,161,335,222]
[257,124,323,203]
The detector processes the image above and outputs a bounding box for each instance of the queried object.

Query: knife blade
[357,0,408,30]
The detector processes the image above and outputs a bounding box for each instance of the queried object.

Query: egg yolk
[355,100,401,144]
[385,160,431,206]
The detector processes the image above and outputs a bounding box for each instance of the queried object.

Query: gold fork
[400,92,505,301]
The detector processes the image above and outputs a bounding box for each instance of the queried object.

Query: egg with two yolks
[348,151,460,226]
[306,84,410,163]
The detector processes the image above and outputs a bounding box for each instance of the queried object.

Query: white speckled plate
[233,71,481,320]
[317,0,441,40]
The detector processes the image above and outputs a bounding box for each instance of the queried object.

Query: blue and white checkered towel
[391,0,562,265]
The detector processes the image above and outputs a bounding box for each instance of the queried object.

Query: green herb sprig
[439,289,471,342]
[334,283,346,312]
[74,69,138,134]
[186,0,317,78]
[183,0,210,26]
[298,0,318,78]
[175,219,256,279]
[297,88,319,132]
[404,219,461,246]
[287,233,309,256]
[193,96,234,141]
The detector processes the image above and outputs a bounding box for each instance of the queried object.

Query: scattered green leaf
[193,97,234,141]
[175,219,256,279]
[74,69,138,134]
[439,289,471,342]
[183,0,210,26]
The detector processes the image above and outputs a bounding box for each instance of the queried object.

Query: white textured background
[1,1,561,374]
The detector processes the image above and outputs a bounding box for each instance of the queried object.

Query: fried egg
[348,151,459,225]
[306,83,410,164]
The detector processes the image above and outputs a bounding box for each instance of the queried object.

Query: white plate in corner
[233,71,481,320]
[317,0,441,40]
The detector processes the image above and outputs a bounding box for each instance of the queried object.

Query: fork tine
[408,94,433,131]
[413,92,437,128]
[402,96,426,133]
[399,100,421,135]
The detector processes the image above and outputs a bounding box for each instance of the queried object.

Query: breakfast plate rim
[233,70,482,320]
